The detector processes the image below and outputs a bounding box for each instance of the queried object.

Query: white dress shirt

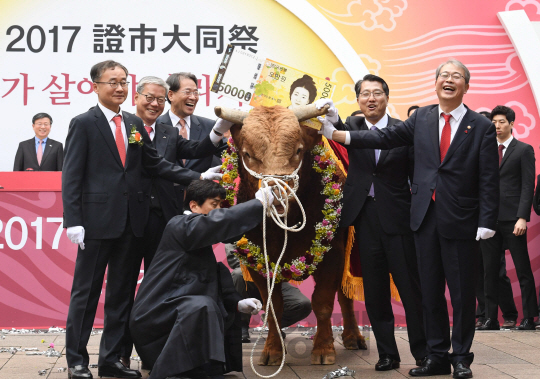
[498,135,513,157]
[169,110,191,139]
[438,103,466,144]
[98,102,127,151]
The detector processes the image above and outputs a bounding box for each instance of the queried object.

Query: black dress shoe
[476,318,500,330]
[68,365,93,379]
[375,355,400,371]
[120,356,131,369]
[409,358,451,376]
[517,318,535,330]
[98,361,141,378]
[452,361,472,378]
[415,356,427,366]
[241,326,250,343]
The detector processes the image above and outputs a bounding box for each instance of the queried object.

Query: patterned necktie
[433,113,452,201]
[37,140,43,165]
[145,125,153,141]
[368,125,379,197]
[112,115,126,166]
[498,144,505,165]
[178,118,187,164]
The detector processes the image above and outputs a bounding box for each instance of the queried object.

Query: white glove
[255,186,275,208]
[213,118,234,134]
[476,227,496,241]
[315,98,338,124]
[67,226,85,250]
[201,165,223,180]
[238,298,263,315]
[317,116,337,140]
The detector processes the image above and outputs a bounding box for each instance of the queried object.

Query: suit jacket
[348,104,499,239]
[13,137,63,171]
[498,138,535,221]
[336,116,414,234]
[62,105,218,239]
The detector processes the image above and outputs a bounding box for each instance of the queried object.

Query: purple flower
[281,269,292,279]
[322,219,329,226]
[332,174,340,182]
[314,155,321,162]
[319,161,329,169]
[227,164,234,171]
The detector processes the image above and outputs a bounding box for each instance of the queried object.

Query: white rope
[245,161,306,378]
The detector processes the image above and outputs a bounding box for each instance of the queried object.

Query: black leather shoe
[416,357,427,366]
[98,361,141,378]
[452,361,472,378]
[476,318,500,330]
[517,317,535,330]
[375,355,399,371]
[409,358,451,376]
[241,326,250,343]
[120,356,131,369]
[68,365,93,379]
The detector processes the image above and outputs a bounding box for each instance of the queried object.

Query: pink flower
[325,199,331,203]
[337,208,342,214]
[299,256,306,263]
[49,343,54,348]
[327,231,333,237]
[332,183,340,190]
[227,164,234,171]
[322,219,329,226]
[290,265,302,275]
[314,155,321,162]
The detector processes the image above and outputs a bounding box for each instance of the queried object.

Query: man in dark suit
[478,105,537,331]
[318,59,499,378]
[157,72,224,210]
[13,112,63,171]
[62,61,232,379]
[325,74,426,371]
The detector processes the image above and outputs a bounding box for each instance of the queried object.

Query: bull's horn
[292,104,329,122]
[214,106,249,125]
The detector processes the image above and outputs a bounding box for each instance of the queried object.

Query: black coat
[130,200,264,379]
[13,137,63,171]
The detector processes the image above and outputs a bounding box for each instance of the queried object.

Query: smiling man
[13,112,63,171]
[318,59,499,379]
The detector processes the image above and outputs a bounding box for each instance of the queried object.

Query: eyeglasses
[34,123,51,127]
[359,90,386,99]
[178,90,200,97]
[137,92,167,105]
[438,72,465,81]
[94,81,130,88]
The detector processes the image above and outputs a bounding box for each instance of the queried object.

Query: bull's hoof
[310,350,336,365]
[258,349,284,366]
[342,332,367,350]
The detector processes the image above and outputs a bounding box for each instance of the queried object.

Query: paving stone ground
[1,327,540,378]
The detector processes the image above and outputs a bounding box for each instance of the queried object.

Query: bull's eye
[296,148,302,155]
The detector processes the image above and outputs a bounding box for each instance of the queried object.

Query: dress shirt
[169,110,191,139]
[498,135,514,157]
[145,121,156,141]
[35,136,48,154]
[98,102,128,151]
[438,103,466,144]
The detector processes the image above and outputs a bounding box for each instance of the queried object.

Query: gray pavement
[1,328,540,378]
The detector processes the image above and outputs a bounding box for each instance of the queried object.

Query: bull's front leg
[338,288,367,350]
[310,273,338,365]
[250,271,286,366]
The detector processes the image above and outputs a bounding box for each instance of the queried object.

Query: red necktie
[145,125,153,141]
[432,113,452,201]
[498,144,505,165]
[112,115,126,166]
[37,140,43,165]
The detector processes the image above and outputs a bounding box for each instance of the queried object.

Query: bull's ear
[301,124,322,151]
[230,124,243,146]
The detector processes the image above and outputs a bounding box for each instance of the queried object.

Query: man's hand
[200,166,223,180]
[476,227,496,241]
[317,116,337,140]
[514,218,527,236]
[67,226,85,250]
[213,118,234,134]
[314,99,338,124]
[255,187,276,207]
[238,298,263,315]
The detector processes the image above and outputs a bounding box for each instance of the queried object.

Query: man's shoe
[517,318,535,330]
[241,326,250,343]
[68,365,93,379]
[98,361,141,378]
[120,356,131,369]
[409,358,451,376]
[415,357,427,366]
[474,320,483,328]
[375,355,399,371]
[476,318,500,331]
[452,361,472,378]
[501,319,516,328]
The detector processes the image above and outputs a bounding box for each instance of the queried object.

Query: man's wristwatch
[213,128,223,136]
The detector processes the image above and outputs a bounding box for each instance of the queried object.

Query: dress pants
[480,221,538,320]
[415,200,478,365]
[66,222,137,367]
[354,197,427,361]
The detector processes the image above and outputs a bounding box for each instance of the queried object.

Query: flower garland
[219,137,343,283]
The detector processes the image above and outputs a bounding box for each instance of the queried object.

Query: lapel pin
[467,125,471,129]
[163,136,167,138]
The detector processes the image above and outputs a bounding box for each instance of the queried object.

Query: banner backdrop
[2,0,540,328]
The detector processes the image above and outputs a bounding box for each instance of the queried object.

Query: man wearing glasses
[158,72,225,211]
[62,61,232,379]
[318,59,499,379]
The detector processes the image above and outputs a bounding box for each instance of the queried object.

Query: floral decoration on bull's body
[220,137,343,283]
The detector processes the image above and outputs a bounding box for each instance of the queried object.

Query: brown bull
[216,104,367,366]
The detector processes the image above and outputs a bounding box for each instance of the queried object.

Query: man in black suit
[323,74,426,371]
[157,72,224,210]
[13,112,63,171]
[319,59,499,378]
[62,61,233,379]
[478,105,537,331]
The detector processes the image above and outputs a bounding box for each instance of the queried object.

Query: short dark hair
[184,180,226,209]
[407,105,419,117]
[490,105,515,123]
[350,110,363,117]
[479,111,491,119]
[32,112,52,124]
[289,75,318,104]
[90,60,128,82]
[166,72,198,104]
[354,74,390,98]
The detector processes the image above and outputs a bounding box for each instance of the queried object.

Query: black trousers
[415,201,478,365]
[480,221,538,320]
[66,223,138,367]
[475,249,517,321]
[354,198,427,361]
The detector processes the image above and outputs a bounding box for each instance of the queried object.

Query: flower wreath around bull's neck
[219,137,343,283]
